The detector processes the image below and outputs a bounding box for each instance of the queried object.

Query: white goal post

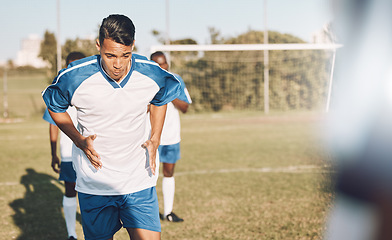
[150,43,343,113]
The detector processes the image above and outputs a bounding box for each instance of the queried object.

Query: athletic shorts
[158,143,180,164]
[59,161,76,183]
[78,187,161,240]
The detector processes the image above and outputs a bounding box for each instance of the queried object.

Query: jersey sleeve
[42,67,74,113]
[150,73,181,106]
[42,83,71,113]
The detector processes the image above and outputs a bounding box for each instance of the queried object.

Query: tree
[208,27,224,44]
[150,29,198,68]
[6,60,14,69]
[39,29,99,81]
[169,38,198,69]
[62,37,97,62]
[39,30,58,79]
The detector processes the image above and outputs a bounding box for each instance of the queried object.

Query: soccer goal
[150,44,341,113]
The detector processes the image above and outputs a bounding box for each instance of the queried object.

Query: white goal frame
[150,43,343,113]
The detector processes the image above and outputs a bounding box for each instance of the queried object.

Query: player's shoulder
[133,54,160,69]
[56,55,100,83]
[133,53,149,61]
[133,54,169,77]
[131,54,181,97]
[67,54,98,68]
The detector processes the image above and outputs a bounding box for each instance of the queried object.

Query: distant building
[14,34,48,68]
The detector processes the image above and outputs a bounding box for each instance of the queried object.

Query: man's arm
[142,104,167,175]
[172,98,189,113]
[49,124,60,173]
[48,109,102,170]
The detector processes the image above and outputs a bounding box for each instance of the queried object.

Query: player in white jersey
[42,15,180,240]
[150,51,192,222]
[43,51,85,240]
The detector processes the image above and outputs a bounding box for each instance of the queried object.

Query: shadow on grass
[9,168,81,240]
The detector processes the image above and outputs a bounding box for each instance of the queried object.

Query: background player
[150,51,192,222]
[43,51,86,240]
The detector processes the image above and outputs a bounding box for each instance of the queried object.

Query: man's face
[152,55,169,71]
[96,38,134,81]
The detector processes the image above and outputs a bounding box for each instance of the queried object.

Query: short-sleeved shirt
[42,54,181,195]
[160,74,192,146]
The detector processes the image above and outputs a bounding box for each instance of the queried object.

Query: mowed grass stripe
[0,165,330,187]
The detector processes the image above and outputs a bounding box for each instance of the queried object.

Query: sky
[0,0,333,63]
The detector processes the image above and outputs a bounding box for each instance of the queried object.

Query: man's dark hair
[99,14,135,46]
[66,51,86,65]
[150,51,165,60]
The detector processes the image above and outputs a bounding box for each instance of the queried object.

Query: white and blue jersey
[42,54,181,195]
[160,74,192,146]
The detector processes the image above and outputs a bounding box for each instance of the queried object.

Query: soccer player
[43,51,85,240]
[42,14,181,240]
[150,51,192,222]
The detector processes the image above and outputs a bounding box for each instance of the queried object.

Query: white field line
[0,165,329,187]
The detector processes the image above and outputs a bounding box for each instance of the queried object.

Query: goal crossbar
[150,43,343,53]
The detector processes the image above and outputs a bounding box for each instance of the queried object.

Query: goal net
[150,44,341,112]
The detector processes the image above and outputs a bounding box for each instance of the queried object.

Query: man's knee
[162,163,175,177]
[64,182,77,197]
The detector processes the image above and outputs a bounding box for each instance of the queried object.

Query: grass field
[0,74,333,239]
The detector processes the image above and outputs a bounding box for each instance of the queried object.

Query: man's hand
[51,155,61,173]
[48,110,102,170]
[76,134,102,170]
[142,139,159,175]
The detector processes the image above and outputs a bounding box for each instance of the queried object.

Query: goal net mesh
[155,46,335,112]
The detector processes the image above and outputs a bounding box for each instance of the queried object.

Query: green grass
[0,73,332,239]
[0,74,48,118]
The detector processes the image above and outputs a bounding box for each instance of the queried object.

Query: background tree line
[38,30,98,81]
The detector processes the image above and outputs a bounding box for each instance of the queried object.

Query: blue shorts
[59,161,76,183]
[158,143,181,164]
[78,187,161,240]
